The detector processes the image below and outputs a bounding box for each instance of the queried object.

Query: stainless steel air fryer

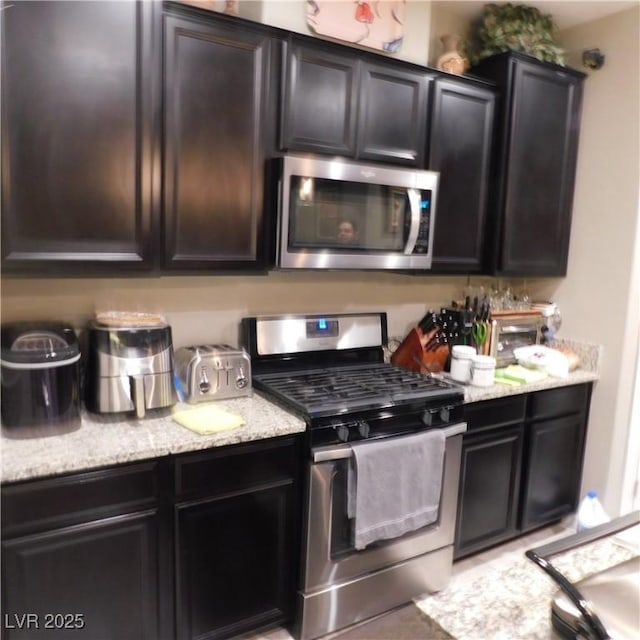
[85,320,176,418]
[1,322,82,438]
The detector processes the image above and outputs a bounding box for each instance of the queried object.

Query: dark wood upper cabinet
[2,7,587,278]
[470,52,586,276]
[281,38,432,166]
[1,0,159,274]
[429,78,496,272]
[280,40,358,157]
[162,9,276,271]
[356,61,429,165]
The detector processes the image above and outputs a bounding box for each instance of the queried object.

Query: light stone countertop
[437,337,601,403]
[417,525,639,640]
[1,393,306,484]
[1,338,601,485]
[446,367,599,404]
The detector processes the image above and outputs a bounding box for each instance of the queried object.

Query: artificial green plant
[465,3,566,67]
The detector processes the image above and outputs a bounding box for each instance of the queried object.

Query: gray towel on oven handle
[347,429,446,550]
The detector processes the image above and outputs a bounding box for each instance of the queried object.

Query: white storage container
[470,355,496,387]
[450,345,476,383]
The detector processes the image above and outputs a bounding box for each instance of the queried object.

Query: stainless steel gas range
[241,312,466,640]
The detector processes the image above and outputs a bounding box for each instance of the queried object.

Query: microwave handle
[404,188,421,255]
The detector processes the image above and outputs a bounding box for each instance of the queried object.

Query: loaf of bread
[94,311,167,328]
[553,346,580,371]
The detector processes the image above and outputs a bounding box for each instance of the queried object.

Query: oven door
[302,422,466,592]
[277,154,439,270]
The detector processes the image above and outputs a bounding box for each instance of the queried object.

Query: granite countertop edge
[1,393,307,484]
[460,368,599,403]
[1,338,601,484]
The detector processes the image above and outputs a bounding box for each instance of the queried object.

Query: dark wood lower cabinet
[455,383,592,559]
[520,413,587,531]
[1,460,169,640]
[2,513,161,640]
[1,436,301,640]
[176,484,294,639]
[455,424,524,558]
[172,436,300,640]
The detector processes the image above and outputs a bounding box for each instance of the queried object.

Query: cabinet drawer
[464,396,526,432]
[528,384,590,420]
[1,460,161,537]
[174,436,298,499]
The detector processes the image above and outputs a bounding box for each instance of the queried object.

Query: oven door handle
[312,422,467,463]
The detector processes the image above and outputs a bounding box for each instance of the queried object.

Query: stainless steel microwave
[274,154,439,270]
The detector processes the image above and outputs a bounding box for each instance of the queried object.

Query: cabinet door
[454,425,524,559]
[281,41,358,156]
[163,14,274,270]
[520,414,587,531]
[175,484,294,640]
[429,79,496,272]
[1,1,157,274]
[2,512,161,640]
[357,62,430,166]
[500,59,584,276]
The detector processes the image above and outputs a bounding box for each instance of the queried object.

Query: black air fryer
[1,322,82,438]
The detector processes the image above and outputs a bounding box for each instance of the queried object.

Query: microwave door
[404,188,421,255]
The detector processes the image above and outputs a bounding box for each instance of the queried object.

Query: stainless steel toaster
[174,345,251,403]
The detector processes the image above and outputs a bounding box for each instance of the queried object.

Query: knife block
[390,327,449,374]
[390,328,424,372]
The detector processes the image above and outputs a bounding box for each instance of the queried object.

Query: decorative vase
[437,34,468,75]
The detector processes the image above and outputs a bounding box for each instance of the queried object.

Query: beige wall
[0,273,468,347]
[554,6,640,515]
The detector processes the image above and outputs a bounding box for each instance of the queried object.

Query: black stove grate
[253,362,461,418]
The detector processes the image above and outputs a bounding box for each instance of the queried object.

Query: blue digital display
[421,199,430,209]
[306,318,339,338]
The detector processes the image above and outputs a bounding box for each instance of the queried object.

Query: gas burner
[253,362,461,419]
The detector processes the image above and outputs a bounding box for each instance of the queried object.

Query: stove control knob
[334,423,349,442]
[357,420,370,439]
[439,406,451,424]
[422,409,436,426]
